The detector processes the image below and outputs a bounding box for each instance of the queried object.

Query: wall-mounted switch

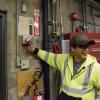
[21,59,29,69]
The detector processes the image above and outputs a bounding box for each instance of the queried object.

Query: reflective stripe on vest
[44,52,58,68]
[54,54,58,68]
[44,52,50,62]
[62,63,94,95]
[82,63,94,89]
[62,84,95,95]
[61,58,68,87]
[43,52,68,88]
[61,58,68,81]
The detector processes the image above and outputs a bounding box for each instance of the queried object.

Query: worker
[23,33,100,100]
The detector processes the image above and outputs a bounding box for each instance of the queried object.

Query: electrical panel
[18,16,33,36]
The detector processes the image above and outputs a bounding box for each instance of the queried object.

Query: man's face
[71,45,91,61]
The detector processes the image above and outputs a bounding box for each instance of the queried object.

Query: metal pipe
[42,0,50,100]
[76,0,100,10]
[58,0,63,34]
[16,0,19,67]
[77,18,100,26]
[90,2,96,32]
[82,0,88,32]
[89,0,100,5]
[51,0,57,32]
[89,0,100,10]
[42,0,49,51]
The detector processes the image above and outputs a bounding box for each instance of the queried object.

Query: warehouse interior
[0,0,100,100]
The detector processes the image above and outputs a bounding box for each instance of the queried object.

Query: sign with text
[33,9,40,37]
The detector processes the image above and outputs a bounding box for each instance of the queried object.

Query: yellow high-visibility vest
[37,49,100,100]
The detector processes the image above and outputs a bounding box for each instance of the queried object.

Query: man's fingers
[22,40,35,52]
[27,40,32,45]
[26,45,32,51]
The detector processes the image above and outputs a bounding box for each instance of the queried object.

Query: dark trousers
[57,92,82,100]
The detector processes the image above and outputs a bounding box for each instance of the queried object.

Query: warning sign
[17,69,43,100]
[33,9,40,37]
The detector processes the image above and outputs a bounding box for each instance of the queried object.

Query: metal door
[0,11,7,100]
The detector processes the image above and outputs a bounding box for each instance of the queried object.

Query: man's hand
[22,40,36,52]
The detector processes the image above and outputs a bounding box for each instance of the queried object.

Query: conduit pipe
[42,0,50,100]
[58,0,63,35]
[82,0,88,32]
[90,2,96,32]
[16,0,19,66]
[51,0,57,33]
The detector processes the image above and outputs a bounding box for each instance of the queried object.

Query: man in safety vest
[24,33,100,100]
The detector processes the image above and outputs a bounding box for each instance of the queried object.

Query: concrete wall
[0,0,99,100]
[0,0,42,100]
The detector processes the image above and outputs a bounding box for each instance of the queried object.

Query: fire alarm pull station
[23,35,32,44]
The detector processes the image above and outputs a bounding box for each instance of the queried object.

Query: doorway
[0,11,7,100]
